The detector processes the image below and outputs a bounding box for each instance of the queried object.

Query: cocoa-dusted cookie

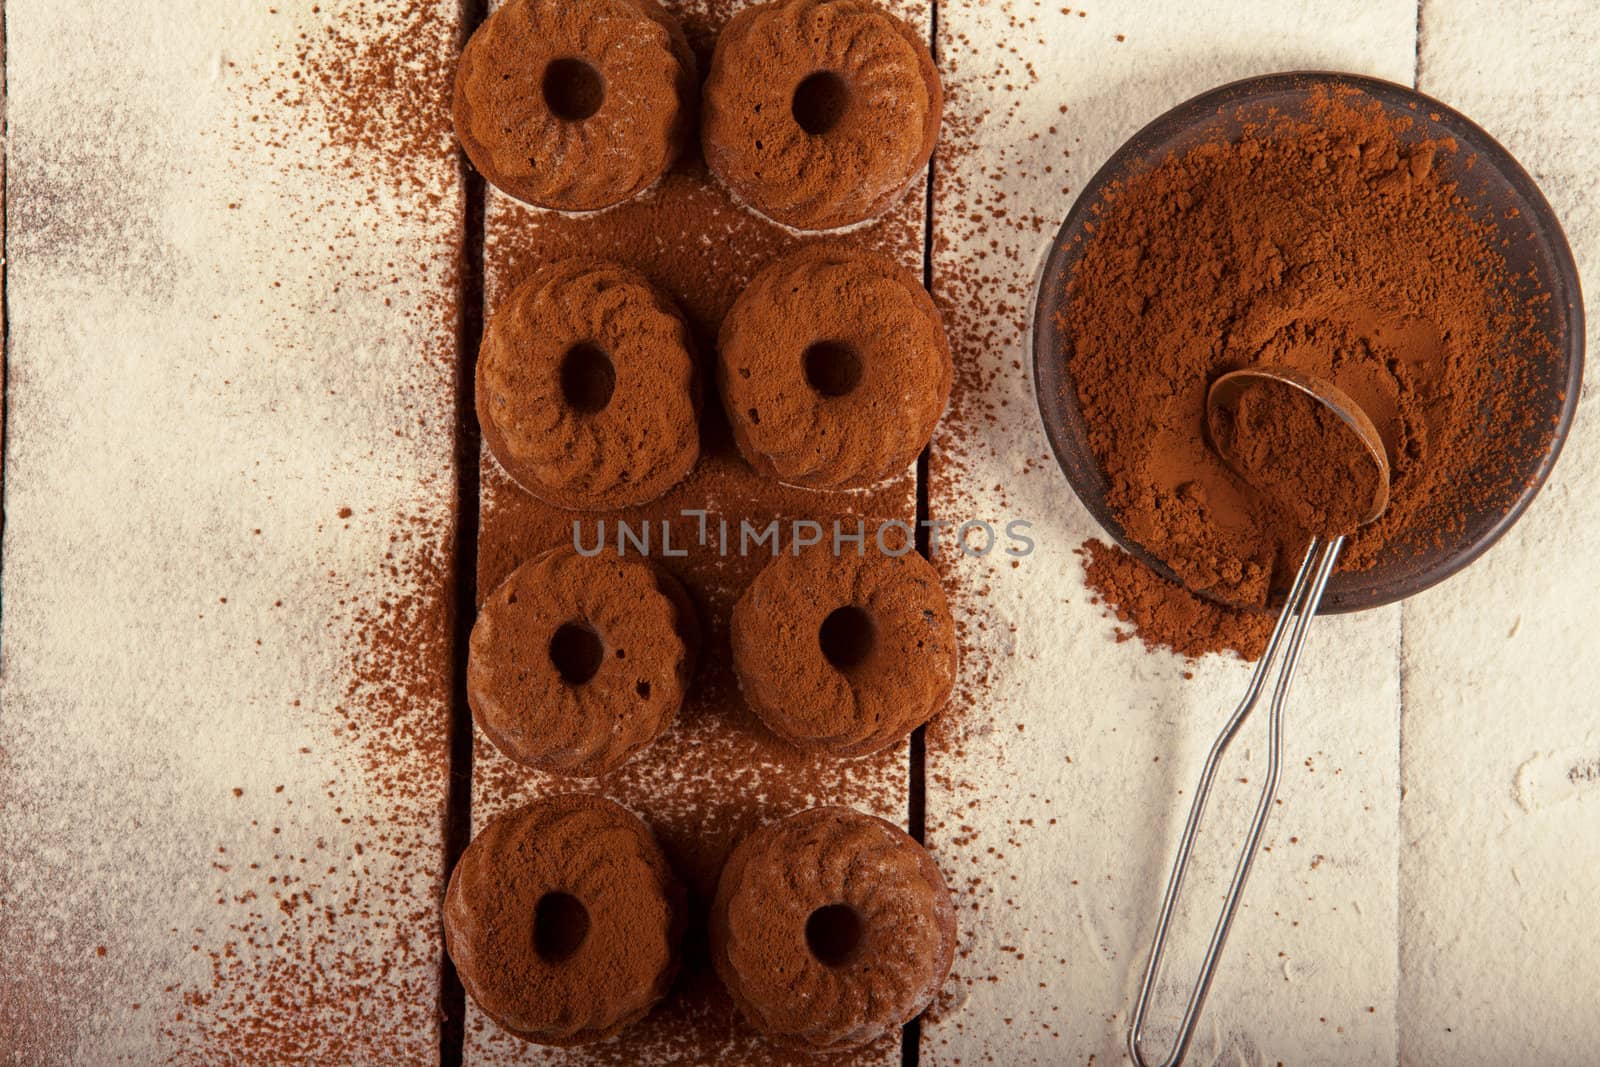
[702,0,942,230]
[478,259,700,511]
[731,539,955,756]
[718,246,951,491]
[453,0,697,212]
[468,545,699,778]
[445,795,686,1046]
[710,806,956,1053]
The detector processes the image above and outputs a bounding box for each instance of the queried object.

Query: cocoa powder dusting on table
[1060,85,1554,616]
[257,0,457,203]
[163,514,455,1063]
[160,2,465,1060]
[906,13,1048,1020]
[1079,539,1273,662]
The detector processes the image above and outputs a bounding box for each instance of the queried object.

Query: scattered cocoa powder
[159,2,465,1061]
[1059,84,1555,613]
[909,9,1045,1020]
[251,0,459,206]
[1079,539,1273,662]
[161,512,455,1063]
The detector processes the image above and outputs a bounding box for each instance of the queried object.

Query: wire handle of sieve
[1127,535,1343,1067]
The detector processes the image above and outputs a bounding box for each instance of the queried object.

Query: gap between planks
[441,3,489,1065]
[2,2,11,571]
[905,2,942,1062]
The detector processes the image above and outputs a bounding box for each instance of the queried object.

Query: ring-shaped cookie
[453,0,697,212]
[477,259,700,511]
[445,794,685,1045]
[731,539,956,756]
[711,806,956,1052]
[718,246,951,491]
[701,0,942,230]
[468,545,699,778]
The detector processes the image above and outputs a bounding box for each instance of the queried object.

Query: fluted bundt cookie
[731,539,956,756]
[478,259,700,510]
[702,0,942,230]
[718,246,951,491]
[710,806,956,1053]
[445,795,686,1046]
[453,0,696,212]
[468,545,699,778]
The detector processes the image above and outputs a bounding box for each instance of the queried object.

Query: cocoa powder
[155,3,465,1061]
[1079,539,1272,663]
[1210,378,1384,538]
[1059,85,1552,617]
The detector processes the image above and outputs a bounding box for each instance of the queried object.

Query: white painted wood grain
[0,1,462,1062]
[1400,3,1600,1064]
[923,3,1416,1064]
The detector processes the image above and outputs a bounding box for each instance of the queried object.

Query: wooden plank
[0,1,462,1061]
[462,2,933,1064]
[922,2,1416,1063]
[1400,2,1600,1063]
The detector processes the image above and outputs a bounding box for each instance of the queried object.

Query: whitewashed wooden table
[2,1,1595,1064]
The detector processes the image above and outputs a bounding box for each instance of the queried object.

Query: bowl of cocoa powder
[1035,71,1583,612]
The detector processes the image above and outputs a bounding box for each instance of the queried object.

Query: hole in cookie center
[549,622,604,685]
[533,892,590,963]
[559,342,616,414]
[803,341,863,398]
[819,605,876,671]
[542,58,605,122]
[805,903,864,967]
[792,71,851,136]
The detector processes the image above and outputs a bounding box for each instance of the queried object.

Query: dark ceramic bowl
[1033,71,1584,612]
